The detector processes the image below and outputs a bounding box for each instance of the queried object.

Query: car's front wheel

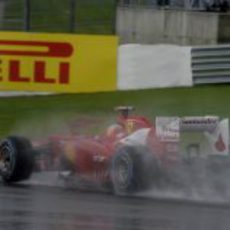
[0,136,35,183]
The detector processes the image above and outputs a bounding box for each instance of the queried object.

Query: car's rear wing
[180,116,219,132]
[156,116,229,156]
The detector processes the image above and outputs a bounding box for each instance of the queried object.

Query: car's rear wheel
[110,146,159,195]
[0,136,34,183]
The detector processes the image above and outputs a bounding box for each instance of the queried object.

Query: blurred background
[0,0,229,45]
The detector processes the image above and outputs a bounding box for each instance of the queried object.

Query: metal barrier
[192,45,230,84]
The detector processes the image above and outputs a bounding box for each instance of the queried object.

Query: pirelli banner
[0,32,118,93]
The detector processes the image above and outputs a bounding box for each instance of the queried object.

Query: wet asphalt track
[1,184,230,230]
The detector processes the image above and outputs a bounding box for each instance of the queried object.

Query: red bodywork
[34,113,179,186]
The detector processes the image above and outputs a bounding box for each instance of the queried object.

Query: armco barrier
[1,37,230,96]
[192,45,230,84]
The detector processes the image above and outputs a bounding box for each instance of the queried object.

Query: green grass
[0,85,230,138]
[2,0,116,34]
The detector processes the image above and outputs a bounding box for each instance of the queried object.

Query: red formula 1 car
[0,106,229,194]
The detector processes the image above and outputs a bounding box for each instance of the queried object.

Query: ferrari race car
[0,106,229,194]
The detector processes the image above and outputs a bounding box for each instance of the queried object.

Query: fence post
[69,0,76,33]
[24,0,31,31]
[113,0,118,34]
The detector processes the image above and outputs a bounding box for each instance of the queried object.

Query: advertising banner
[0,32,118,93]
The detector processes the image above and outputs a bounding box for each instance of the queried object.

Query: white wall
[118,44,193,90]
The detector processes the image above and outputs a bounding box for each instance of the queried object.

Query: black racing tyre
[110,145,159,194]
[0,136,35,183]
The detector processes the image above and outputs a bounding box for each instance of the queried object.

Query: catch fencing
[1,0,229,36]
[192,45,230,84]
[0,0,116,34]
